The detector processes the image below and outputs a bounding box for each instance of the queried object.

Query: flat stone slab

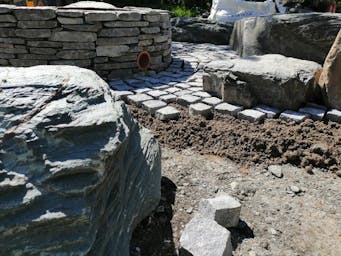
[280,110,309,123]
[177,94,201,106]
[326,109,341,123]
[155,106,180,121]
[142,100,167,115]
[202,97,222,106]
[254,104,281,118]
[214,102,243,116]
[192,91,212,98]
[179,217,232,256]
[198,194,241,228]
[147,89,168,99]
[189,103,213,118]
[159,94,177,103]
[237,109,266,122]
[127,93,153,107]
[112,90,133,101]
[299,107,326,121]
[204,54,321,109]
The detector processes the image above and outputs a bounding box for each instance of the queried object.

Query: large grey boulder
[203,54,321,110]
[171,17,233,45]
[0,66,161,255]
[230,13,341,64]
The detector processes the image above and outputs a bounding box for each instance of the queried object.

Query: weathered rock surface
[0,66,161,255]
[319,29,341,110]
[179,217,232,256]
[230,13,341,64]
[171,17,233,45]
[198,194,241,228]
[203,54,321,109]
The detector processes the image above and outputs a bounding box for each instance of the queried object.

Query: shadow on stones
[229,220,255,250]
[130,177,177,256]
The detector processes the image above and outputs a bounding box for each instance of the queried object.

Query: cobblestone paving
[110,42,341,123]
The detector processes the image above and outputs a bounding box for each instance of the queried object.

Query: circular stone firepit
[0,1,172,79]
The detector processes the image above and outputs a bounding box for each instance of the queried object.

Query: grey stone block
[165,87,181,94]
[156,106,180,121]
[159,94,177,103]
[179,217,232,256]
[14,8,56,21]
[215,102,243,116]
[198,194,241,228]
[177,94,201,106]
[104,21,149,28]
[57,17,84,25]
[326,109,341,123]
[147,90,168,99]
[202,97,222,106]
[99,28,140,37]
[96,45,129,57]
[62,23,102,32]
[62,42,95,50]
[142,100,167,114]
[18,20,57,29]
[141,27,160,34]
[254,104,281,118]
[85,11,117,23]
[117,11,142,21]
[189,103,213,118]
[0,14,16,22]
[192,91,212,98]
[15,29,51,38]
[280,110,309,123]
[299,107,326,121]
[127,93,153,107]
[112,90,133,101]
[238,109,266,122]
[56,50,96,60]
[51,31,97,42]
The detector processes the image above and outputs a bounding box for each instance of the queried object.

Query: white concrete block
[177,95,201,106]
[238,109,266,122]
[142,100,167,114]
[254,104,281,118]
[299,106,326,121]
[127,93,153,107]
[214,103,243,116]
[155,106,180,121]
[280,110,309,123]
[189,103,213,118]
[202,97,222,106]
[326,109,341,123]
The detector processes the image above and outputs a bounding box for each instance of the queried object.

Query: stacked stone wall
[0,4,172,79]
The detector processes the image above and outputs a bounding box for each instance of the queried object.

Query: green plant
[171,5,199,17]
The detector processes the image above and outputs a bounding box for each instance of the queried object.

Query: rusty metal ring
[137,51,151,71]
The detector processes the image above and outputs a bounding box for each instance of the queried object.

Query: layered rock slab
[0,66,161,255]
[203,54,321,110]
[230,13,341,64]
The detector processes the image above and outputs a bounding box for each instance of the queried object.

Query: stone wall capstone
[0,4,172,79]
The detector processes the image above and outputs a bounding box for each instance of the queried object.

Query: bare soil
[129,104,341,256]
[129,104,341,174]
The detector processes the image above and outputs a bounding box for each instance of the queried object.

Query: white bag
[208,0,285,23]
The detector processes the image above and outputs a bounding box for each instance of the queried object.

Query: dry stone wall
[0,4,172,79]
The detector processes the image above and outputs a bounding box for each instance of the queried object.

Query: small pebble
[290,185,301,194]
[186,207,193,214]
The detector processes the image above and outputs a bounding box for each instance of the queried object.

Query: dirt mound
[129,104,341,173]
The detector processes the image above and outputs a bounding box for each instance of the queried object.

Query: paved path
[110,42,341,123]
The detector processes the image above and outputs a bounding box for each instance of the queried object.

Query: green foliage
[171,5,199,17]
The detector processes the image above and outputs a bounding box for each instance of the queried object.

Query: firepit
[0,1,172,79]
